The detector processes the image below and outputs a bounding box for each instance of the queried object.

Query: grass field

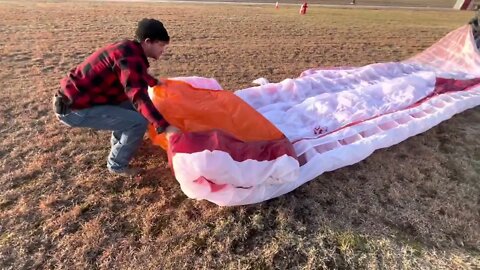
[0,1,479,269]
[152,0,457,8]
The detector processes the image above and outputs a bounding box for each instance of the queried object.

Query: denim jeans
[56,101,148,171]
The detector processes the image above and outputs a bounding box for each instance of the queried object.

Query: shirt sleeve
[117,56,168,130]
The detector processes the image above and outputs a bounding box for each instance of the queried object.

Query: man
[54,18,170,176]
[470,10,480,48]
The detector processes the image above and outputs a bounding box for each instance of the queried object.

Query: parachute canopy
[149,25,480,206]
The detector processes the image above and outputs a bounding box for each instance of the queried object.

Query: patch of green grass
[336,231,369,254]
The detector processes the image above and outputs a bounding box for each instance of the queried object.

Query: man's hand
[155,125,167,134]
[165,125,181,140]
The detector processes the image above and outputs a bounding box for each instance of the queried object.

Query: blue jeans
[56,101,148,171]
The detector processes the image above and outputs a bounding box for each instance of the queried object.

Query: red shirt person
[300,2,308,15]
[54,18,170,176]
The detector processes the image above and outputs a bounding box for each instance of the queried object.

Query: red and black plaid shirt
[60,40,168,130]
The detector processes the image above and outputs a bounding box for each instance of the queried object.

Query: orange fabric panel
[147,125,169,149]
[148,79,284,149]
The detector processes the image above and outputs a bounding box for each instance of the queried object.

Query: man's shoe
[108,167,141,177]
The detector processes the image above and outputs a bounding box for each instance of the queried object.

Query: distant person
[53,18,171,176]
[300,2,308,15]
[470,10,480,48]
[350,0,356,5]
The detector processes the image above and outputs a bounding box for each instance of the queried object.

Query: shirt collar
[133,40,150,68]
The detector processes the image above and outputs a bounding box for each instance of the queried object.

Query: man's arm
[118,57,169,132]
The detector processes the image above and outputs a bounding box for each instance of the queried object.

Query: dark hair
[135,18,170,43]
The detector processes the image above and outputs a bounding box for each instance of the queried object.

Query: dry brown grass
[0,1,479,269]
[157,0,456,8]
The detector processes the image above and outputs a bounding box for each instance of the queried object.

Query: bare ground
[0,1,479,269]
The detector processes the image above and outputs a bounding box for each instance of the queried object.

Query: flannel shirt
[60,40,168,130]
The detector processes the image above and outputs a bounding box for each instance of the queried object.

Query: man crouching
[54,18,170,176]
